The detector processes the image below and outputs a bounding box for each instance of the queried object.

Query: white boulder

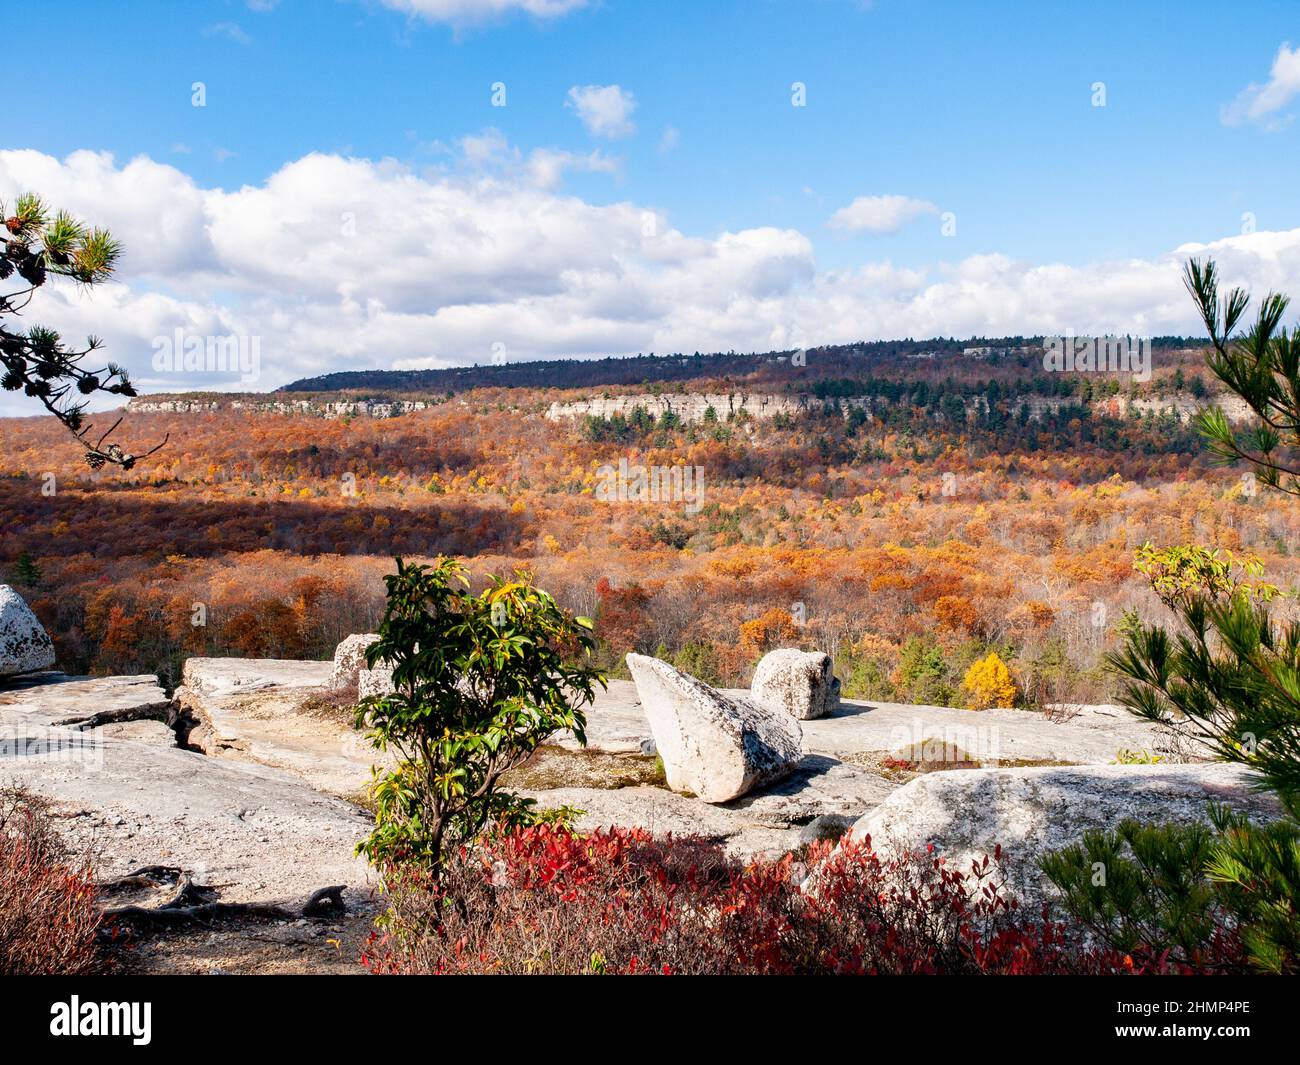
[358,665,395,700]
[328,633,396,698]
[841,763,1284,909]
[0,584,55,679]
[752,648,840,720]
[626,653,802,803]
[328,633,379,690]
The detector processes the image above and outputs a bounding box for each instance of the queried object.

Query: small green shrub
[1040,813,1242,971]
[354,557,606,877]
[1113,748,1164,765]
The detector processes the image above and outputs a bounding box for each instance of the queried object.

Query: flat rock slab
[802,700,1181,766]
[98,720,178,747]
[566,681,1178,766]
[527,754,895,858]
[0,673,171,731]
[181,657,333,696]
[554,680,655,753]
[528,785,803,857]
[846,763,1283,910]
[0,732,376,909]
[727,754,896,824]
[177,658,375,801]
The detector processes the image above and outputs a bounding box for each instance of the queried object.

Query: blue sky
[3,0,1300,401]
[15,0,1299,266]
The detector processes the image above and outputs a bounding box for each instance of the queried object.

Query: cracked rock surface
[0,670,375,911]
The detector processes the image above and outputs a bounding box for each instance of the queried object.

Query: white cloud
[204,21,252,45]
[828,194,939,234]
[436,128,620,188]
[1222,42,1300,128]
[379,0,589,26]
[458,127,513,167]
[524,147,619,189]
[566,84,637,139]
[6,146,1300,416]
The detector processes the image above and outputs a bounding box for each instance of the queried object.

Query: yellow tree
[963,652,1017,710]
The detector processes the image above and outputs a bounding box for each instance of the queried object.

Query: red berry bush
[363,823,1171,976]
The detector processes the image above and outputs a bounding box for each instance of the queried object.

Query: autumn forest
[3,341,1295,711]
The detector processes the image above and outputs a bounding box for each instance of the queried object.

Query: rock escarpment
[6,646,1257,940]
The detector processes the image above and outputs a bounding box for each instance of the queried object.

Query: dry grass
[503,745,667,790]
[0,785,103,974]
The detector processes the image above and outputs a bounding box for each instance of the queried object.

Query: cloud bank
[3,146,1300,410]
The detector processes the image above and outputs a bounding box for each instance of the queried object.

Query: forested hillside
[4,347,1294,707]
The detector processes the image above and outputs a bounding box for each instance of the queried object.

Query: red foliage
[594,578,652,655]
[361,824,1152,976]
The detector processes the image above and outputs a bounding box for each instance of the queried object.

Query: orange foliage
[739,608,798,661]
[933,595,979,634]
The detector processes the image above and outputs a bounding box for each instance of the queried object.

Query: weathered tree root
[301,885,347,916]
[97,866,347,927]
[97,865,185,892]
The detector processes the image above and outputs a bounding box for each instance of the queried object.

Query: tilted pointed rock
[626,653,802,803]
[0,584,55,679]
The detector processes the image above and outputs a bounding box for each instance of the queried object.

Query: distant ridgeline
[275,337,1200,396]
[125,336,1240,423]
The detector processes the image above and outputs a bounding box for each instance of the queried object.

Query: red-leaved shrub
[362,824,1157,975]
[0,786,102,975]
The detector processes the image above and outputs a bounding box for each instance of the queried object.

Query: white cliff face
[0,585,56,679]
[626,653,802,803]
[544,392,865,424]
[126,387,1252,428]
[126,397,434,418]
[545,390,1254,426]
